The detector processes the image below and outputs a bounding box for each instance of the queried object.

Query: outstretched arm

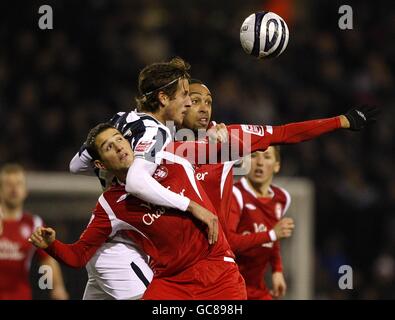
[169,109,371,164]
[210,106,379,160]
[29,206,112,268]
[231,106,379,153]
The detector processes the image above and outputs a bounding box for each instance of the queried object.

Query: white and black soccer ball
[240,11,289,59]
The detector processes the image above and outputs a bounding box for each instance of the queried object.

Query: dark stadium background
[1,0,394,299]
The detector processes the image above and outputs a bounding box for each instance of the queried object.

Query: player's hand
[343,105,380,131]
[207,122,228,143]
[271,272,287,299]
[28,227,56,249]
[273,217,294,239]
[187,200,219,245]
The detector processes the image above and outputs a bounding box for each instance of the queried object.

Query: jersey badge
[153,165,168,182]
[241,125,265,136]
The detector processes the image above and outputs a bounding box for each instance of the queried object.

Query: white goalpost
[273,176,315,299]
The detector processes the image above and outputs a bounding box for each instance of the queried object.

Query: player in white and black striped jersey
[67,57,218,299]
[70,58,202,212]
[70,110,172,189]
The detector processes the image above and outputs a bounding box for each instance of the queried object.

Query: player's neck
[145,111,166,125]
[2,205,23,220]
[113,170,127,184]
[247,178,272,198]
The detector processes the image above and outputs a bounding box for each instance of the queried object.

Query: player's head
[86,123,134,177]
[247,146,281,186]
[0,163,28,210]
[136,57,192,127]
[182,79,213,131]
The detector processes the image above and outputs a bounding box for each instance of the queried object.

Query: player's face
[0,172,28,209]
[247,147,280,185]
[183,83,212,131]
[95,128,134,172]
[163,78,192,127]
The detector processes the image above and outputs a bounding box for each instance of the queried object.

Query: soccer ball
[240,11,289,59]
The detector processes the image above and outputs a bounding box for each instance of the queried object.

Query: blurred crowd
[1,0,394,298]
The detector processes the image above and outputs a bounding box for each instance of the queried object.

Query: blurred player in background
[0,164,69,300]
[230,147,292,300]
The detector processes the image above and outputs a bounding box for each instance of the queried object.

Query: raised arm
[167,110,365,164]
[229,106,379,153]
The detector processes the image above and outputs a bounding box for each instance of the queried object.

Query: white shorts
[83,241,153,300]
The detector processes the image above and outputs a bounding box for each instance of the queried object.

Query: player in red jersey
[30,124,246,300]
[0,164,69,300]
[180,79,379,239]
[229,147,293,300]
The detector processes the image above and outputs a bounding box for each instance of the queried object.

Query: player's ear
[158,91,169,107]
[94,160,106,170]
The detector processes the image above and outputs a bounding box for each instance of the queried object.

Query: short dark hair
[136,57,191,113]
[85,123,116,161]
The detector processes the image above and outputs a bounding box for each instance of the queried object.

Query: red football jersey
[229,177,291,299]
[47,157,234,279]
[194,161,237,239]
[0,212,47,300]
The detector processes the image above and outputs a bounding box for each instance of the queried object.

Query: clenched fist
[29,226,56,249]
[273,217,295,239]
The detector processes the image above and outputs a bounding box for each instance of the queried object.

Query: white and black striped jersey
[110,111,172,163]
[69,110,173,188]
